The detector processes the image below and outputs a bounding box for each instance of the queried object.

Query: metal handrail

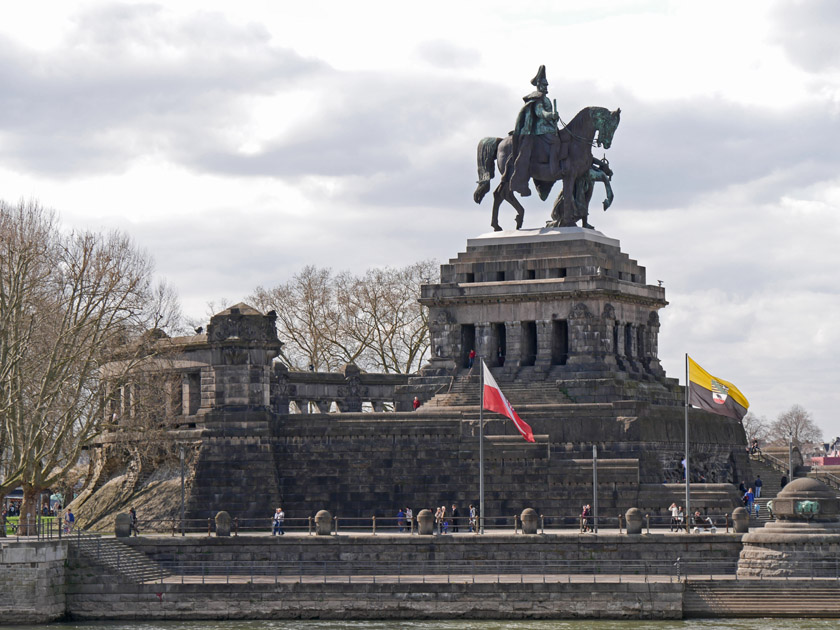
[122,511,741,537]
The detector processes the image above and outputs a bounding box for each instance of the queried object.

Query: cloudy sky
[2,1,839,438]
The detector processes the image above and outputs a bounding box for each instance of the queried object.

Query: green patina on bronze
[473,65,621,231]
[795,500,820,516]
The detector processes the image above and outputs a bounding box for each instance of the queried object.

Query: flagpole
[684,353,690,533]
[479,358,485,535]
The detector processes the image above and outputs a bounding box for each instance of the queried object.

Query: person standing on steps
[754,475,763,498]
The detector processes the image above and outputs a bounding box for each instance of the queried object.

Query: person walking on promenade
[272,507,285,535]
[405,507,413,532]
[743,488,756,517]
[469,504,477,532]
[396,508,405,533]
[129,507,140,537]
[754,475,763,498]
[451,504,460,533]
[64,508,75,534]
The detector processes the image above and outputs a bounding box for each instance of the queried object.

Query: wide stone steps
[70,536,170,583]
[684,581,840,617]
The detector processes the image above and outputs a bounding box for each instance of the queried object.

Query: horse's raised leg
[491,183,505,231]
[503,188,526,230]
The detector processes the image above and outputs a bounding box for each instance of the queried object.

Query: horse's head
[591,107,621,149]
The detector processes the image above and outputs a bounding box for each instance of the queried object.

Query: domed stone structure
[737,477,840,577]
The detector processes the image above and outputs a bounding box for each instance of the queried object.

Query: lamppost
[788,429,794,482]
[180,446,185,537]
[592,445,599,534]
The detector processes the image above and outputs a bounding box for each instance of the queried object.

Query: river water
[5,621,840,630]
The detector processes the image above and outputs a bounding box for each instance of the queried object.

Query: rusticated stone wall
[65,580,684,620]
[0,541,67,624]
[124,532,743,571]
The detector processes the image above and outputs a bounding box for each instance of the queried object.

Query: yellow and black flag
[687,356,749,421]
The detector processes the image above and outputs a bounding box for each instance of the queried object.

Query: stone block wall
[0,541,67,624]
[125,533,744,572]
[65,579,684,620]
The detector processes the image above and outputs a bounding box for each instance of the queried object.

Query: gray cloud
[0,4,327,176]
[415,39,482,69]
[771,0,840,72]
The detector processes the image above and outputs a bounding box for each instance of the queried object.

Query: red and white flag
[481,361,535,443]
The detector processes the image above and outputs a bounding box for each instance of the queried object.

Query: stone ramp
[69,535,171,583]
[684,580,840,617]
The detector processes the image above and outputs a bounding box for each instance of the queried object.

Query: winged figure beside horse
[474,65,621,232]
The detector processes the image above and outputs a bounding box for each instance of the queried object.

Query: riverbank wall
[5,534,840,622]
[0,540,67,624]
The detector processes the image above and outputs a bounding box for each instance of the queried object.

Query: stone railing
[273,363,412,414]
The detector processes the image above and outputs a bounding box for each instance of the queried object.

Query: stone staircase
[69,535,171,583]
[684,581,840,617]
[424,369,573,409]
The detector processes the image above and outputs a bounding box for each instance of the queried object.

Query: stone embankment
[3,533,840,622]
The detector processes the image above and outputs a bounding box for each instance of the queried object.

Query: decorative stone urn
[115,513,131,538]
[215,511,231,536]
[737,477,840,577]
[732,507,749,533]
[625,507,643,535]
[417,509,434,535]
[520,508,538,534]
[315,510,332,536]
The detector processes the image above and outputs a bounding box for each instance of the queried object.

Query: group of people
[738,476,763,516]
[668,503,685,531]
[395,507,413,532]
[435,504,478,533]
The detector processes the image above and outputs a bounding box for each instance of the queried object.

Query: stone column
[502,321,521,369]
[625,324,638,359]
[535,319,553,369]
[181,373,191,416]
[476,322,493,363]
[645,311,665,376]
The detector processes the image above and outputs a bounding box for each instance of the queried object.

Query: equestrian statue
[473,65,621,231]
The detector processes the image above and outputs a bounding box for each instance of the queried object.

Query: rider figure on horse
[506,65,562,197]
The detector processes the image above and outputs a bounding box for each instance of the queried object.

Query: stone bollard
[625,508,643,535]
[115,513,131,538]
[315,510,332,536]
[732,507,750,533]
[520,508,538,534]
[417,509,434,535]
[215,511,231,537]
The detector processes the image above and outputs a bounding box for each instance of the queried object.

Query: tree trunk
[0,493,6,538]
[18,486,40,536]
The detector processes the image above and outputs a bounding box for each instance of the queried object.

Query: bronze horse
[474,106,620,231]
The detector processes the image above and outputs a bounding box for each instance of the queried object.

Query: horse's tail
[474,137,502,204]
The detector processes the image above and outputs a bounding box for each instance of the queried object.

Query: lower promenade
[3,529,840,623]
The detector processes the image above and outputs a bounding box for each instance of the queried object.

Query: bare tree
[768,404,823,447]
[249,260,438,374]
[741,412,770,444]
[0,199,180,532]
